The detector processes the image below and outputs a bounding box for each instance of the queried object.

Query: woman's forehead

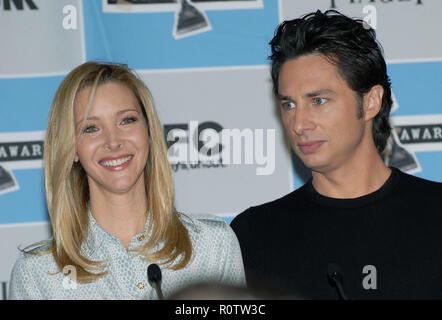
[74,82,142,118]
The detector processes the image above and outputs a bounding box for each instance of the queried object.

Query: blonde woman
[8,62,245,299]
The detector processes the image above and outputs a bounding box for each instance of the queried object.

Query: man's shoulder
[231,184,309,228]
[395,167,442,195]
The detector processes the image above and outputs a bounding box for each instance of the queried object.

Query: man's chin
[296,152,322,167]
[299,157,329,174]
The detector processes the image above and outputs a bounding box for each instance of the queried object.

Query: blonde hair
[40,61,192,283]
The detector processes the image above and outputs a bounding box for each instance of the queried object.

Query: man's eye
[281,101,295,110]
[121,117,137,125]
[313,98,327,105]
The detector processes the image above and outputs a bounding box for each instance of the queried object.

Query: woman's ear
[364,85,384,122]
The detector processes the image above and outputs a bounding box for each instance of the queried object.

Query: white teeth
[100,156,133,167]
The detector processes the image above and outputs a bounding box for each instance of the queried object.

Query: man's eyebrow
[277,94,295,101]
[304,89,335,98]
[277,89,335,101]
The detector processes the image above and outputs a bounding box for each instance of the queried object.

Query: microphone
[327,263,349,300]
[147,263,164,300]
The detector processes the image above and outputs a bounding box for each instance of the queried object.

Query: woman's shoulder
[178,213,237,243]
[176,213,245,287]
[8,241,60,299]
[180,213,229,231]
[11,241,58,275]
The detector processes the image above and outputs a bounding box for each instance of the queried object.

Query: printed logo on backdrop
[0,0,38,10]
[0,131,44,195]
[381,96,442,174]
[164,120,275,176]
[0,0,85,77]
[165,121,227,171]
[103,0,263,39]
[329,0,423,9]
[385,115,442,174]
[278,0,442,63]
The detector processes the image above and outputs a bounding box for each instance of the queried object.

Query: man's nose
[292,105,316,136]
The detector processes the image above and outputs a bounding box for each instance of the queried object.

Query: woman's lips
[297,141,325,154]
[99,155,134,171]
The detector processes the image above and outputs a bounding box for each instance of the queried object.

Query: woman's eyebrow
[76,108,140,127]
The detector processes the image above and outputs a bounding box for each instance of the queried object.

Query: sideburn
[355,91,364,119]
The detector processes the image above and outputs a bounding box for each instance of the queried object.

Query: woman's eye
[313,98,327,105]
[121,117,137,125]
[82,125,98,134]
[281,101,295,110]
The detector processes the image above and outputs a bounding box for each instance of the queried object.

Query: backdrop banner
[1,0,441,298]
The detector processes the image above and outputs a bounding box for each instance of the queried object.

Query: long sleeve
[8,253,44,300]
[217,222,246,288]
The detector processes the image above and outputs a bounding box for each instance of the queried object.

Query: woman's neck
[88,185,149,249]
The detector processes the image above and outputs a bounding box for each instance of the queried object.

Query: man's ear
[74,153,79,163]
[364,85,384,121]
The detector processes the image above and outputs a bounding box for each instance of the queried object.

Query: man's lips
[297,141,325,154]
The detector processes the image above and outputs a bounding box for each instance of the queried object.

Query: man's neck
[311,157,391,199]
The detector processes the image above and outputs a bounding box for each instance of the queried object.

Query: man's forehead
[281,54,336,72]
[278,56,349,97]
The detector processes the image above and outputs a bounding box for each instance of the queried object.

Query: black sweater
[230,168,442,299]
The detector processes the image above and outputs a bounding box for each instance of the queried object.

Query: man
[230,10,442,299]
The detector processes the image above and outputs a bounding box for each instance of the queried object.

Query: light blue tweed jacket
[8,210,245,300]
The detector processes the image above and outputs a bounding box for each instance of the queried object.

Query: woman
[9,62,245,299]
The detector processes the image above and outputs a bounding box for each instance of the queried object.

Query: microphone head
[327,262,343,283]
[147,263,162,284]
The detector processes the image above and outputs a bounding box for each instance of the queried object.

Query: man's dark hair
[269,10,392,153]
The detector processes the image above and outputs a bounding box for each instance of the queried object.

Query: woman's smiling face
[74,81,149,195]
